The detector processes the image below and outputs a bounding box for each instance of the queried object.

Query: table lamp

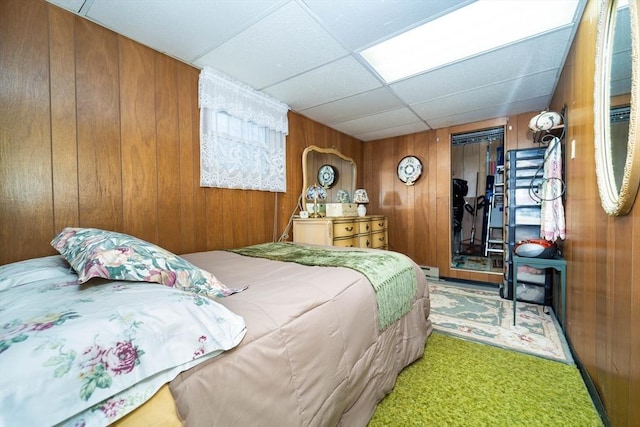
[305,184,327,218]
[353,189,369,217]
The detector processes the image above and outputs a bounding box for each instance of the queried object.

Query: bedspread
[229,242,417,330]
[170,248,431,427]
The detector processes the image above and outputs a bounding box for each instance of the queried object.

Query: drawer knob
[345,226,354,232]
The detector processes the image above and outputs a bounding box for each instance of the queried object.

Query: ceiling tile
[47,0,85,13]
[356,122,430,142]
[194,1,348,89]
[412,70,558,124]
[389,28,573,105]
[263,56,382,110]
[497,96,553,117]
[425,95,550,129]
[426,109,510,130]
[303,0,470,50]
[331,108,423,135]
[85,0,286,62]
[299,87,404,125]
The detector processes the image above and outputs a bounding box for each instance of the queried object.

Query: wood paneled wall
[0,0,362,265]
[550,0,639,425]
[362,115,540,284]
[363,0,639,424]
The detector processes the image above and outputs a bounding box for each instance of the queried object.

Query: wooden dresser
[292,215,388,250]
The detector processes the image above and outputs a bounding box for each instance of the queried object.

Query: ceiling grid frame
[46,0,588,141]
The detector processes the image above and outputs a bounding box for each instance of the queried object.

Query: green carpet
[369,333,603,426]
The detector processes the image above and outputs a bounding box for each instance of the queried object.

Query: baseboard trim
[435,275,499,290]
[564,334,610,426]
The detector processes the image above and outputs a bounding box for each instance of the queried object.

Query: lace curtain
[199,67,289,192]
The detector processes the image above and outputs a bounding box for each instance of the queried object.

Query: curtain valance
[199,67,289,134]
[199,67,289,192]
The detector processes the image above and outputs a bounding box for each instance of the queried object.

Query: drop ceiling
[47,0,587,141]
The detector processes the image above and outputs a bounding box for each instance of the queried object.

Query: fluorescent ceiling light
[360,0,580,83]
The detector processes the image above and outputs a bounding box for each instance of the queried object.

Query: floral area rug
[428,281,573,364]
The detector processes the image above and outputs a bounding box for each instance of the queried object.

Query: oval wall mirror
[594,0,639,216]
[301,146,356,204]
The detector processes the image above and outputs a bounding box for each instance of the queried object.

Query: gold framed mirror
[301,145,357,204]
[594,0,639,216]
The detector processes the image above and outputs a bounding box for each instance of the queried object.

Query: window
[199,67,289,192]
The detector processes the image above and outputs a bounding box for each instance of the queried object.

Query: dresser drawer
[334,237,356,247]
[357,234,371,248]
[293,216,388,250]
[371,218,386,232]
[371,231,386,248]
[357,219,371,234]
[333,221,357,238]
[292,219,333,246]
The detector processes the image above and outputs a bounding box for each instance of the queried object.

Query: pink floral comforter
[0,256,246,427]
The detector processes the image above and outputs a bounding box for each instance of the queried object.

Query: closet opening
[451,126,505,274]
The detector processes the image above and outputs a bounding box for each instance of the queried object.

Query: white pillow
[0,255,76,291]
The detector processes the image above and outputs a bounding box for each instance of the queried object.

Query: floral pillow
[51,227,246,298]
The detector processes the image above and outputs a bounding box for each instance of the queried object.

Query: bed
[0,227,432,427]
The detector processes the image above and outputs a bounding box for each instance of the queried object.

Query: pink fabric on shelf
[540,137,566,241]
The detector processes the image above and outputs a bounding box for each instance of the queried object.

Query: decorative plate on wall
[397,156,423,185]
[317,164,337,188]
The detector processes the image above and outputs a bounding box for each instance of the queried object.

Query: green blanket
[229,243,417,331]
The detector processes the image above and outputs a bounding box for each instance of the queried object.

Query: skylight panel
[360,0,581,83]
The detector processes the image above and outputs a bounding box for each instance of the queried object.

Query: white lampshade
[353,189,369,204]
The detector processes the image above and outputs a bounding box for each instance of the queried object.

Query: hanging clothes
[540,137,566,241]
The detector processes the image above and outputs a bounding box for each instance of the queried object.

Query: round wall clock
[397,156,423,185]
[317,164,337,188]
